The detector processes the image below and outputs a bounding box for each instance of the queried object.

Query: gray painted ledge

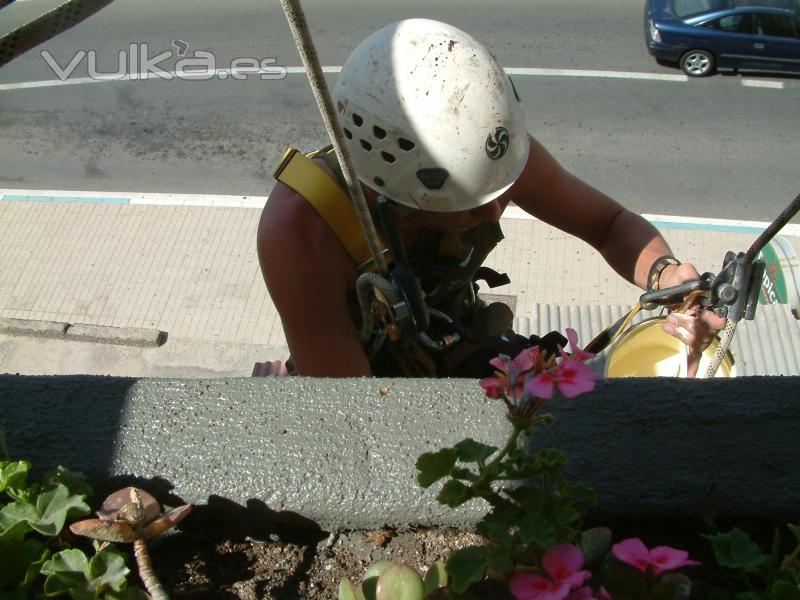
[2,375,798,535]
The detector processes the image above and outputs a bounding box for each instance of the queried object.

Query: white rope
[279,0,389,276]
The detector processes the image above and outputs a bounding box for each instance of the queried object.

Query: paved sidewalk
[0,196,794,377]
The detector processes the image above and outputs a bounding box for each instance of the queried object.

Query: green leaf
[42,466,93,498]
[0,590,27,600]
[41,548,91,596]
[449,468,478,483]
[0,530,48,589]
[771,581,800,600]
[41,548,131,598]
[562,482,597,505]
[436,480,473,508]
[0,461,30,495]
[484,545,513,575]
[423,561,448,594]
[734,593,766,600]
[580,527,612,567]
[453,439,497,464]
[650,581,684,600]
[603,554,648,600]
[87,551,130,593]
[518,508,556,549]
[788,523,800,547]
[705,528,771,572]
[104,590,151,600]
[416,449,457,489]
[10,484,90,536]
[476,509,517,545]
[446,546,487,594]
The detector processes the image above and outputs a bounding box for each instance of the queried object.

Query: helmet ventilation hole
[398,138,415,151]
[360,139,372,151]
[381,151,396,164]
[373,126,387,139]
[343,128,352,140]
[374,176,385,186]
[352,113,364,127]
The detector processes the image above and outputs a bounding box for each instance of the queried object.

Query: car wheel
[679,49,715,77]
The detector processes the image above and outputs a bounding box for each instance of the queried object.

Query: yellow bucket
[605,317,736,378]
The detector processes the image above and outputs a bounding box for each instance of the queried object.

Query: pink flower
[480,347,540,400]
[612,538,701,576]
[510,544,591,600]
[562,328,595,363]
[526,359,596,400]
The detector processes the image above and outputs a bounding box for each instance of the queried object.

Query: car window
[673,0,729,18]
[753,12,798,36]
[699,13,756,31]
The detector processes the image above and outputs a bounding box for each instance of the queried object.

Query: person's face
[402,198,506,233]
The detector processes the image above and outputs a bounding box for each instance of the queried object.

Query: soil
[149,527,513,600]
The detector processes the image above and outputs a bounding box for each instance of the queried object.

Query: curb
[0,317,167,347]
[4,374,798,534]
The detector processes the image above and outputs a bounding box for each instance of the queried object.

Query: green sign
[758,242,788,305]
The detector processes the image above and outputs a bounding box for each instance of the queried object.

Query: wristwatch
[647,256,681,292]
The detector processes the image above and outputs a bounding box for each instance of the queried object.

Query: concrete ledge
[65,323,167,347]
[3,375,798,533]
[0,317,166,347]
[0,317,68,338]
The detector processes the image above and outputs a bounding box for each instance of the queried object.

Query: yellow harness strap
[273,147,388,271]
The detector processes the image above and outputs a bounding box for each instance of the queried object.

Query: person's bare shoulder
[257,181,356,289]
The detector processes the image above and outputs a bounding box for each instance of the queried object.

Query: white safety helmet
[333,19,530,212]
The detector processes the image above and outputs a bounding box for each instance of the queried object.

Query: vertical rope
[278,0,389,276]
[0,0,114,67]
[704,319,737,378]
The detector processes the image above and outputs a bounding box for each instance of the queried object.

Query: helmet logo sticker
[485,127,509,160]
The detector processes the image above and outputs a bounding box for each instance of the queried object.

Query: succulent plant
[340,559,448,600]
[70,487,191,600]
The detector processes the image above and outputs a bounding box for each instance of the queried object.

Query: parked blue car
[645,0,800,76]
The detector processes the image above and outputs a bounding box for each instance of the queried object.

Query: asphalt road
[1,0,799,220]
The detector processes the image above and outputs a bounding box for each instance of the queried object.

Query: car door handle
[753,43,765,49]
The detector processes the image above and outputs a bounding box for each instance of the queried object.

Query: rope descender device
[591,191,800,378]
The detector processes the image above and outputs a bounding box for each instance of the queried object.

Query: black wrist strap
[647,256,681,292]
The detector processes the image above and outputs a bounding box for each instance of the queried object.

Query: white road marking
[741,78,784,89]
[0,65,691,92]
[3,188,798,236]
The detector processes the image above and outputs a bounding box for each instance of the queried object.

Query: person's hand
[252,360,289,377]
[658,263,727,377]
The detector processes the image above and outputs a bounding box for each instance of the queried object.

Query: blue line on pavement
[649,220,765,235]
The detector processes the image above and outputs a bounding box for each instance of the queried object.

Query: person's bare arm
[512,136,725,374]
[257,182,371,377]
[513,136,672,288]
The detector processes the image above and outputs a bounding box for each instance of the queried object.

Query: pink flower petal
[526,373,555,400]
[612,538,651,572]
[513,347,538,374]
[566,327,595,362]
[509,572,563,600]
[479,377,505,399]
[555,361,596,398]
[490,355,510,374]
[565,587,595,600]
[650,546,702,575]
[543,544,586,581]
